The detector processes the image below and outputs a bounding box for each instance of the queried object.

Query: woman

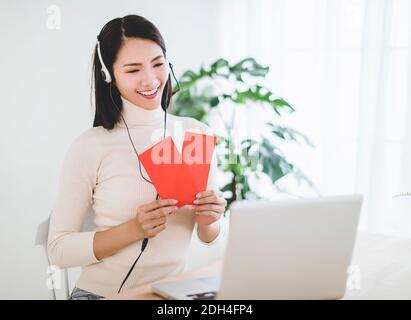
[47,15,226,300]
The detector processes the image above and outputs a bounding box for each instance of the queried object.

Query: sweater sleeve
[47,132,101,268]
[195,127,227,246]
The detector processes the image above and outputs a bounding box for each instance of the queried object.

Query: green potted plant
[171,57,318,209]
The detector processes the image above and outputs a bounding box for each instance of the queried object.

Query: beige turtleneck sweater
[47,96,225,297]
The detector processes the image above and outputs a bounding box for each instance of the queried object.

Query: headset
[96,37,180,294]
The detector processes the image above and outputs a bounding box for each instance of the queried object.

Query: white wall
[0,0,223,299]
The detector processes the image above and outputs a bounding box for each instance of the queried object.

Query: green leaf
[210,58,229,72]
[268,123,314,147]
[210,96,220,107]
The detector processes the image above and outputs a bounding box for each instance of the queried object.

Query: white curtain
[217,0,411,237]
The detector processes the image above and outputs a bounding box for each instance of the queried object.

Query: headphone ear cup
[101,69,112,83]
[96,40,112,83]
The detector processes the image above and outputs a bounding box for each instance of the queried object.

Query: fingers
[135,199,178,239]
[142,199,178,212]
[147,223,167,237]
[194,204,223,213]
[196,190,223,199]
[194,211,220,220]
[136,204,177,232]
[193,195,226,206]
[141,215,168,238]
[193,191,227,218]
[143,216,167,230]
[149,206,178,219]
[193,190,225,223]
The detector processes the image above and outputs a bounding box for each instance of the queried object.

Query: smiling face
[112,37,169,110]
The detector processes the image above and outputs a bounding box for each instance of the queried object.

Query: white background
[1,0,411,299]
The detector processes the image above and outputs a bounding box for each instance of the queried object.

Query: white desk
[109,232,411,300]
[344,232,411,299]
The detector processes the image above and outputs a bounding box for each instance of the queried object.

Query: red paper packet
[138,131,217,209]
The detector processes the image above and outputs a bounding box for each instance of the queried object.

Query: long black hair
[92,15,173,130]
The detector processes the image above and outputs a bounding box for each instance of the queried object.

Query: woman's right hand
[133,199,179,239]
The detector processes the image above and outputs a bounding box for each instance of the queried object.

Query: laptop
[152,194,363,300]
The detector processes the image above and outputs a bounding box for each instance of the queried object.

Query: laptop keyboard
[186,291,217,300]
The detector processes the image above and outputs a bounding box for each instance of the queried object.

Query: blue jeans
[69,287,104,300]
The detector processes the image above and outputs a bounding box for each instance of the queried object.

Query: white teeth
[138,87,158,96]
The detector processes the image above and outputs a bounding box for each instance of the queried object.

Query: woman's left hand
[192,190,227,225]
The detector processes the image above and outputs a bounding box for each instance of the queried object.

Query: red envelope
[138,131,217,208]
